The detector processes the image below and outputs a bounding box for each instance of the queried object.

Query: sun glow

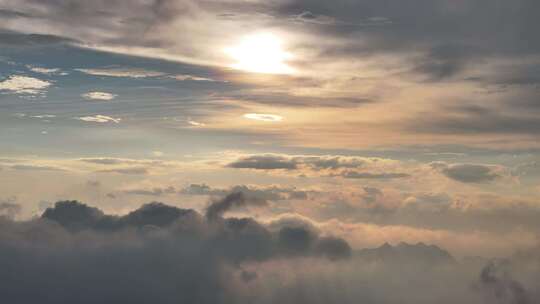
[225,33,294,74]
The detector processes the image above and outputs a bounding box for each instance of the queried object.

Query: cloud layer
[0,197,538,304]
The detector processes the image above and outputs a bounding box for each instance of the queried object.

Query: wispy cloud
[75,68,166,78]
[243,113,283,122]
[171,74,220,82]
[187,119,206,127]
[26,65,68,76]
[11,164,65,172]
[97,167,149,175]
[77,115,121,123]
[339,171,410,179]
[30,115,56,119]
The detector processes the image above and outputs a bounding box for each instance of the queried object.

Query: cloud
[181,184,311,201]
[1,0,539,149]
[80,158,140,165]
[81,92,117,101]
[243,113,283,122]
[75,68,219,83]
[181,183,223,196]
[37,200,351,263]
[0,198,21,219]
[340,171,410,179]
[0,197,539,303]
[290,11,391,26]
[227,154,373,172]
[0,75,51,95]
[0,199,353,304]
[434,163,500,183]
[26,65,67,76]
[152,151,165,157]
[77,115,121,123]
[97,167,149,175]
[0,8,32,19]
[10,164,65,172]
[291,11,338,25]
[187,119,206,127]
[225,154,405,179]
[30,115,56,119]
[411,44,476,81]
[77,158,179,176]
[206,192,266,220]
[219,91,376,108]
[410,108,540,136]
[75,68,166,78]
[0,32,77,47]
[476,261,530,304]
[228,155,298,170]
[171,74,219,82]
[122,186,176,197]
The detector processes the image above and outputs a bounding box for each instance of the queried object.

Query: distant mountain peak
[357,242,455,264]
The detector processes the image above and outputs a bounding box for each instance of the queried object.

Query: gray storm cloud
[0,197,538,303]
[205,191,266,220]
[431,163,501,183]
[476,261,530,304]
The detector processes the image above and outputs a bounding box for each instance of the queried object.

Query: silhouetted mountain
[355,242,455,265]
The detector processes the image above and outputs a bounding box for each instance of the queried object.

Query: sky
[1,1,540,303]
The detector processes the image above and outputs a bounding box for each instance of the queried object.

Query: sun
[225,33,294,74]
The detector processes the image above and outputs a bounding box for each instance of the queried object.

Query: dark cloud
[411,110,540,136]
[469,63,540,88]
[206,192,266,220]
[0,31,77,47]
[227,154,366,172]
[298,156,364,170]
[38,199,351,262]
[282,0,540,53]
[228,155,298,170]
[411,44,478,81]
[291,10,337,25]
[41,200,109,232]
[434,163,500,183]
[275,0,540,94]
[315,236,352,260]
[0,9,32,19]
[476,261,530,304]
[272,225,352,261]
[41,200,198,232]
[340,171,410,179]
[218,91,376,108]
[0,198,355,303]
[1,198,540,303]
[123,186,176,197]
